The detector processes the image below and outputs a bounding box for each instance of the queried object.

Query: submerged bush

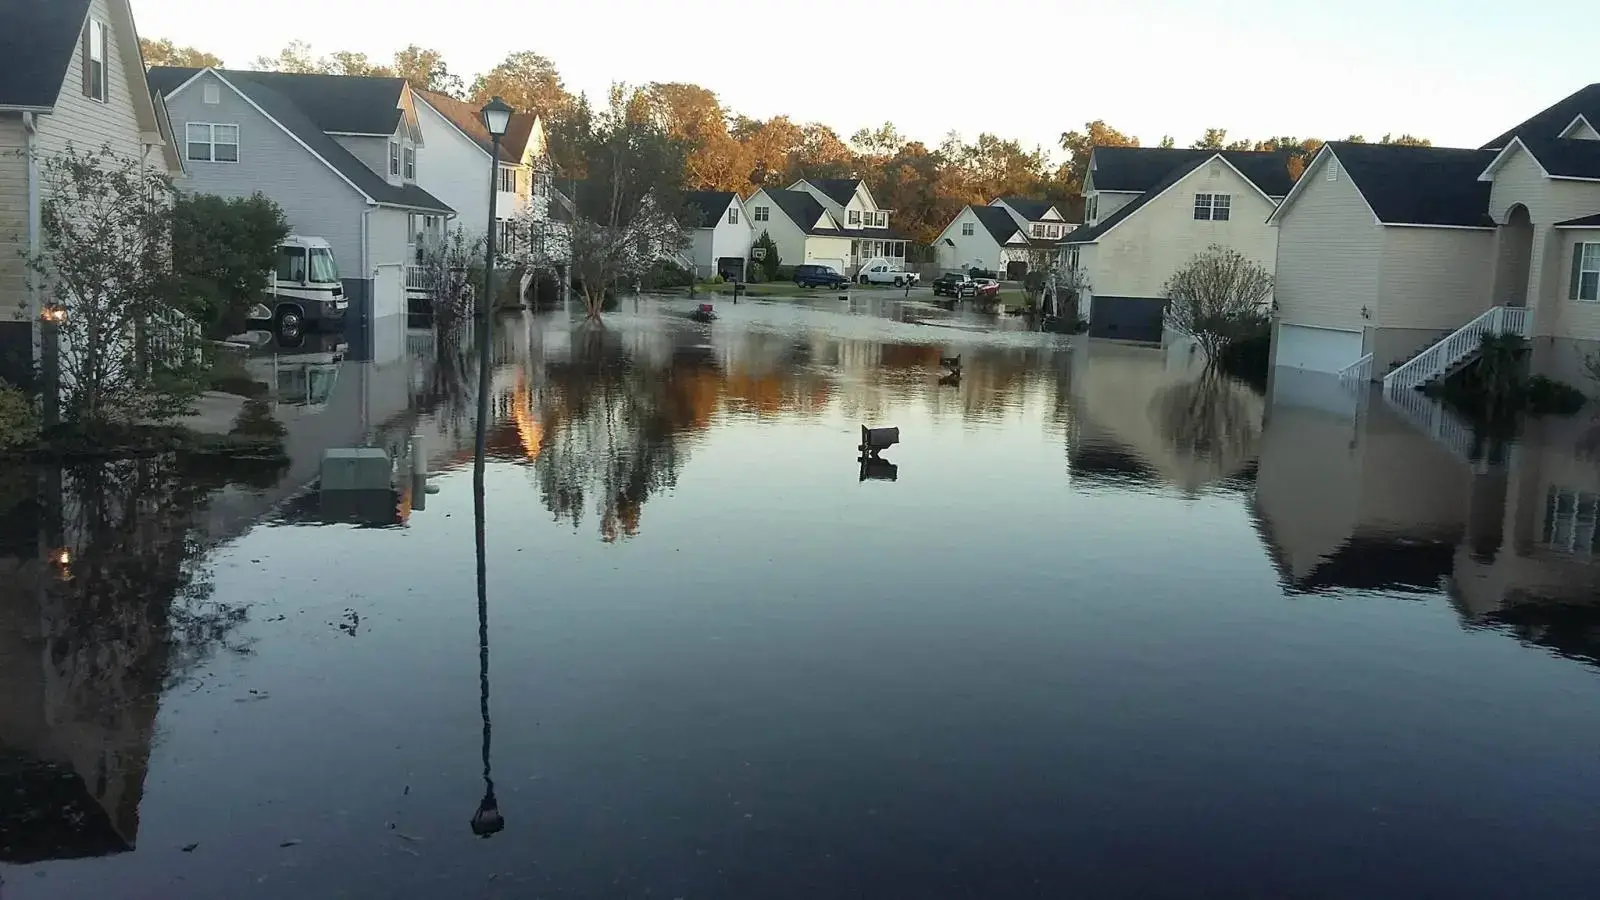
[0,380,39,450]
[230,398,285,440]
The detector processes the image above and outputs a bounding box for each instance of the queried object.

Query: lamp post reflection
[469,475,503,837]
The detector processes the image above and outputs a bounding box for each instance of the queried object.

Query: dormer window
[403,146,415,180]
[389,141,401,177]
[727,207,739,225]
[848,210,861,225]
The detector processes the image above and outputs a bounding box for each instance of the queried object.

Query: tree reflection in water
[0,456,274,862]
[527,329,721,542]
[1152,371,1264,477]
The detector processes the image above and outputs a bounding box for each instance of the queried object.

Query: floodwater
[2,296,1599,899]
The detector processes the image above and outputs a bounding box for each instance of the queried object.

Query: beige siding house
[1061,147,1294,343]
[1268,143,1497,378]
[1272,83,1600,388]
[0,0,183,387]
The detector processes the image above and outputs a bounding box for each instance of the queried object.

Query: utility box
[321,448,392,492]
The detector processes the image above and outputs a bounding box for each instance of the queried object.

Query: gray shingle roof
[1483,84,1600,149]
[1090,147,1295,197]
[971,206,1025,243]
[683,190,736,228]
[1063,155,1213,245]
[148,67,453,214]
[1555,213,1600,228]
[416,89,538,163]
[1328,142,1496,227]
[806,178,862,206]
[995,197,1053,221]
[761,189,832,234]
[0,0,92,108]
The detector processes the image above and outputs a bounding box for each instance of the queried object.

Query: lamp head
[481,97,514,138]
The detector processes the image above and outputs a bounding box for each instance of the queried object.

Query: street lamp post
[469,96,513,840]
[474,97,514,480]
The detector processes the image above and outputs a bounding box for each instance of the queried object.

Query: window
[403,146,415,180]
[1543,488,1600,555]
[961,222,974,236]
[1194,193,1231,221]
[276,246,307,283]
[85,19,107,102]
[203,83,220,105]
[848,210,862,225]
[308,247,339,283]
[1086,195,1099,222]
[498,222,516,255]
[389,141,401,177]
[1068,246,1080,270]
[499,167,517,193]
[536,171,551,197]
[754,206,769,222]
[1570,242,1600,301]
[185,123,238,162]
[1326,159,1339,182]
[728,207,739,225]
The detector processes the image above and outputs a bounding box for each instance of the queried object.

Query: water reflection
[1257,373,1600,668]
[4,300,1600,898]
[0,459,268,864]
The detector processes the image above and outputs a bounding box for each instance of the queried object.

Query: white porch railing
[1382,305,1532,394]
[1382,378,1483,466]
[406,265,439,293]
[1337,353,1373,387]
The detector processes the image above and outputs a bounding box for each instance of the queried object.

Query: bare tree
[1162,244,1273,363]
[510,85,691,321]
[416,224,486,329]
[26,145,203,424]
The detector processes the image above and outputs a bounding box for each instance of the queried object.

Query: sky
[134,0,1587,159]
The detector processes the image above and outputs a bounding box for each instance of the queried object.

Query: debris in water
[279,839,302,848]
[181,843,199,852]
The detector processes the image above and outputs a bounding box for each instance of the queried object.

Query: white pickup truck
[857,257,920,287]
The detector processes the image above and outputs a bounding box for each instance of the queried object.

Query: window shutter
[81,26,92,97]
[1572,243,1586,300]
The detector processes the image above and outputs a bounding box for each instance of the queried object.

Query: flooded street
[3,296,1599,899]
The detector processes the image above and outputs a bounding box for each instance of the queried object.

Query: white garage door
[1275,324,1363,374]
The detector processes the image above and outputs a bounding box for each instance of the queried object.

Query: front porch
[848,237,909,274]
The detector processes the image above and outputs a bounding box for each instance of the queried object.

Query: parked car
[794,264,849,288]
[932,272,976,298]
[973,278,1001,302]
[857,258,920,287]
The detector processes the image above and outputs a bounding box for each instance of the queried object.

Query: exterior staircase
[1382,306,1531,394]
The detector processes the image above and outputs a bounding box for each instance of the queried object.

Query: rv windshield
[308,248,339,284]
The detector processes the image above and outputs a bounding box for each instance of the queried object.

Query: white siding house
[786,178,912,275]
[745,187,853,274]
[682,190,753,280]
[413,89,550,253]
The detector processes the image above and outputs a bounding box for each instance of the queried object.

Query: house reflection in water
[1254,371,1600,667]
[1066,341,1264,494]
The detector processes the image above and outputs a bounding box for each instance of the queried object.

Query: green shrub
[1217,325,1271,391]
[1527,375,1587,416]
[641,258,694,290]
[708,275,725,285]
[774,265,796,282]
[754,231,781,281]
[0,380,38,450]
[230,398,285,440]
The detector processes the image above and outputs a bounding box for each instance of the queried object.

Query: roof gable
[151,67,453,213]
[1089,146,1295,197]
[1483,135,1600,182]
[416,89,540,163]
[971,205,1024,244]
[800,177,863,206]
[1304,142,1495,228]
[1483,84,1600,149]
[0,0,92,108]
[683,190,736,228]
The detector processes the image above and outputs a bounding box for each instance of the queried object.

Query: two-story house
[1270,84,1600,390]
[933,197,1079,278]
[412,88,550,261]
[1061,147,1293,343]
[744,178,911,278]
[146,66,454,355]
[0,0,185,389]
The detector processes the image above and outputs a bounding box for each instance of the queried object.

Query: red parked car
[973,278,1001,301]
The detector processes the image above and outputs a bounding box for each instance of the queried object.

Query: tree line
[141,39,1432,245]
